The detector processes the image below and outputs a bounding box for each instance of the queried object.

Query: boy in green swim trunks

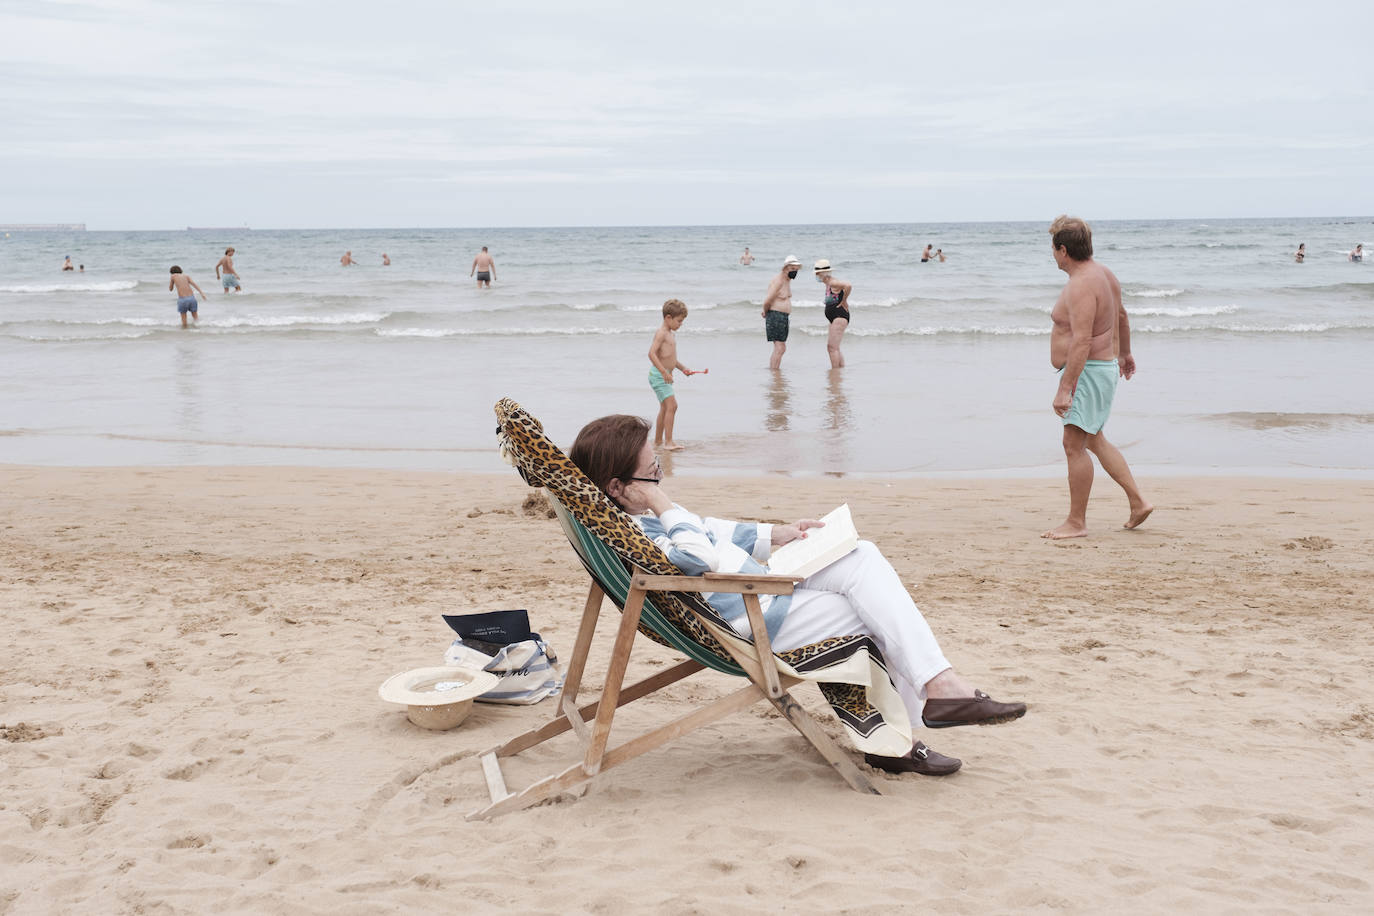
[647,299,707,451]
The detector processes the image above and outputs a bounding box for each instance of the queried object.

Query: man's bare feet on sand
[1041,523,1088,540]
[664,442,684,451]
[1124,504,1154,530]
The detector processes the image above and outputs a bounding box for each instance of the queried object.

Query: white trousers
[731,541,952,726]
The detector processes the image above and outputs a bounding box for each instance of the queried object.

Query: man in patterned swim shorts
[762,255,800,370]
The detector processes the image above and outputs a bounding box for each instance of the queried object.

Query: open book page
[766,504,859,579]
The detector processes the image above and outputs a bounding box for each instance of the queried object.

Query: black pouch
[443,609,534,648]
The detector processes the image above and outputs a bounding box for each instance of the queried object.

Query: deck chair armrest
[631,571,798,596]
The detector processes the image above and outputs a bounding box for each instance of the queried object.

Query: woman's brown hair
[569,414,650,495]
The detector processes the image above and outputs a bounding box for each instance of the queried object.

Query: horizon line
[12,214,1374,233]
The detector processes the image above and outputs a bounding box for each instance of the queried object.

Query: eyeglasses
[626,458,663,485]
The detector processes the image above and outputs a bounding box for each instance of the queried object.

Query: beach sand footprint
[1284,536,1335,550]
[167,834,210,849]
[1,722,62,742]
[163,758,219,781]
[520,492,557,518]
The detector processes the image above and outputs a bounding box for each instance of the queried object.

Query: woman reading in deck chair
[570,414,1027,776]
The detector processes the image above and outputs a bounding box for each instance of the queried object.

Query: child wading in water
[647,298,707,450]
[168,266,207,328]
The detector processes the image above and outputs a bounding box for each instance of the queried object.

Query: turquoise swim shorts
[1063,359,1118,434]
[648,367,675,403]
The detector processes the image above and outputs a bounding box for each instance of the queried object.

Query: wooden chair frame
[469,570,880,820]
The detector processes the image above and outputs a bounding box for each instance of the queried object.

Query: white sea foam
[376,326,636,338]
[36,312,390,329]
[1138,323,1342,334]
[375,328,459,338]
[845,325,1049,338]
[10,330,155,342]
[1131,305,1239,318]
[0,280,139,293]
[48,316,165,327]
[210,312,388,328]
[1126,287,1184,299]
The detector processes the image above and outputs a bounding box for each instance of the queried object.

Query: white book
[766,504,859,579]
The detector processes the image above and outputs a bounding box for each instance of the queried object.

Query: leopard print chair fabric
[494,398,912,755]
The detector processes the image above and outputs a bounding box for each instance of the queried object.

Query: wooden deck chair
[471,399,916,821]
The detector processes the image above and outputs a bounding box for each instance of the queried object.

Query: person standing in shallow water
[762,256,800,370]
[168,266,207,329]
[813,258,851,369]
[216,247,242,292]
[1043,215,1153,540]
[470,246,496,287]
[1294,243,1306,263]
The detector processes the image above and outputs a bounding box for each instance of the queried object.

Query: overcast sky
[2,0,1370,229]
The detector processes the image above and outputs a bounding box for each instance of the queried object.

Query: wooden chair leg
[741,593,783,698]
[690,604,881,797]
[582,583,646,775]
[561,580,604,704]
[469,682,769,820]
[765,691,881,795]
[492,659,704,759]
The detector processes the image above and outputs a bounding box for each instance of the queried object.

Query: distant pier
[0,223,86,231]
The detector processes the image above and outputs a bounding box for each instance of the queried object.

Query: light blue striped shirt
[637,504,791,640]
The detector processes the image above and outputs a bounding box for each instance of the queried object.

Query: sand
[2,466,1372,914]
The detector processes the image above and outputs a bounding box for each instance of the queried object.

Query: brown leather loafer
[864,741,962,776]
[921,690,1027,728]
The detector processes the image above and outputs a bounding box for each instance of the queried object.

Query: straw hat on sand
[378,666,499,730]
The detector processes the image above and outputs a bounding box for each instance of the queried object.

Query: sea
[2,218,1372,478]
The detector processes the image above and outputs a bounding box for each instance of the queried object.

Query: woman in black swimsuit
[814,259,852,368]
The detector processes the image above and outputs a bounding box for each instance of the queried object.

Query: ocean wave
[375,326,638,338]
[3,330,158,342]
[0,280,139,293]
[1136,322,1374,334]
[1271,281,1374,297]
[1130,305,1239,317]
[788,297,902,310]
[1126,287,1185,299]
[211,312,388,328]
[14,312,393,330]
[842,325,1049,338]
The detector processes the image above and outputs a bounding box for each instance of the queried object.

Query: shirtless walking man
[1043,215,1152,539]
[168,265,207,329]
[470,246,496,288]
[215,247,242,292]
[762,255,800,370]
